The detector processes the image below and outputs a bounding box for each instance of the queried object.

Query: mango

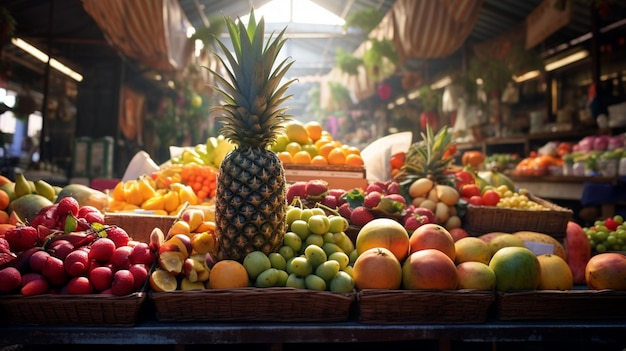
[7,194,53,223]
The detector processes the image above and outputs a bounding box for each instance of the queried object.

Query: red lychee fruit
[4,225,39,252]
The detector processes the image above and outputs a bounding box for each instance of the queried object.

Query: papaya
[479,170,515,192]
[512,231,567,261]
[7,194,54,224]
[55,183,109,212]
[564,221,592,285]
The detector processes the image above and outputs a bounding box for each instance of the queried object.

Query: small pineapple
[207,10,296,262]
[393,125,456,188]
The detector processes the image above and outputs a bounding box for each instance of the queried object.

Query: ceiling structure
[2,0,626,112]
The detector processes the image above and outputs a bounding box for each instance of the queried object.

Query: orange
[292,150,312,164]
[315,137,332,150]
[345,146,361,156]
[310,155,328,166]
[0,210,9,224]
[345,154,364,166]
[304,121,323,142]
[278,151,293,164]
[209,260,249,289]
[0,190,9,211]
[327,147,347,165]
[318,143,336,159]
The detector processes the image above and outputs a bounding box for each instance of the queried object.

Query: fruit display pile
[0,197,155,296]
[270,120,364,166]
[108,174,203,215]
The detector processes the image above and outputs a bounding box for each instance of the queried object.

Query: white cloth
[360,132,413,182]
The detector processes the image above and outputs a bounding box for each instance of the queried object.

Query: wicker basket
[150,287,355,322]
[463,194,572,239]
[496,289,626,320]
[104,212,178,243]
[0,292,146,326]
[357,289,495,324]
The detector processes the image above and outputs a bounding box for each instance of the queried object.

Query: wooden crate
[104,211,178,243]
[284,164,368,190]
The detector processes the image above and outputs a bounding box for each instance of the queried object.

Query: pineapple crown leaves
[206,9,298,148]
[394,125,455,185]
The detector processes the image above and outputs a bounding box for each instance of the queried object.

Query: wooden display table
[509,175,625,218]
[1,318,625,350]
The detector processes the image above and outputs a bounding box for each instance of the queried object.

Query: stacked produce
[270,119,364,166]
[149,207,218,291]
[150,200,355,293]
[168,134,235,170]
[108,175,201,215]
[0,196,155,296]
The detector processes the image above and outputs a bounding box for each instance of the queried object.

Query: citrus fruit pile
[271,120,364,167]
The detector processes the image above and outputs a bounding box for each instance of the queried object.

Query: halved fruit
[158,251,186,274]
[149,268,178,292]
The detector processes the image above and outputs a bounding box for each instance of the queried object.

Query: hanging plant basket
[336,47,363,76]
[343,8,384,33]
[362,38,399,81]
[327,82,352,110]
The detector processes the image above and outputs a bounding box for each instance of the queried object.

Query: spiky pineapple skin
[215,146,287,262]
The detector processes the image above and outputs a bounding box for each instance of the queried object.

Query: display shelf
[509,175,624,218]
[455,129,620,159]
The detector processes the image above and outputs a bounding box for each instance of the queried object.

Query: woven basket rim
[150,286,355,298]
[467,193,572,214]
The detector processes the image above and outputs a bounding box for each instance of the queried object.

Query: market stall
[2,2,626,351]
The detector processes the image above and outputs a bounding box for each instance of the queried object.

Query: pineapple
[207,10,297,262]
[393,125,456,188]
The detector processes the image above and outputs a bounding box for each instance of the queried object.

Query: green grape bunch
[584,215,626,253]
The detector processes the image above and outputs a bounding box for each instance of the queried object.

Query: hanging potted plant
[362,38,399,81]
[418,86,440,131]
[336,47,363,76]
[327,81,352,111]
[343,8,384,33]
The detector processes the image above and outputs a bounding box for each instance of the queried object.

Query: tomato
[481,189,500,207]
[460,184,481,199]
[389,152,406,170]
[454,171,475,190]
[468,195,483,206]
[604,217,619,231]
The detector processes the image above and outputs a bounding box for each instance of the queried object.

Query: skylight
[241,0,345,25]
